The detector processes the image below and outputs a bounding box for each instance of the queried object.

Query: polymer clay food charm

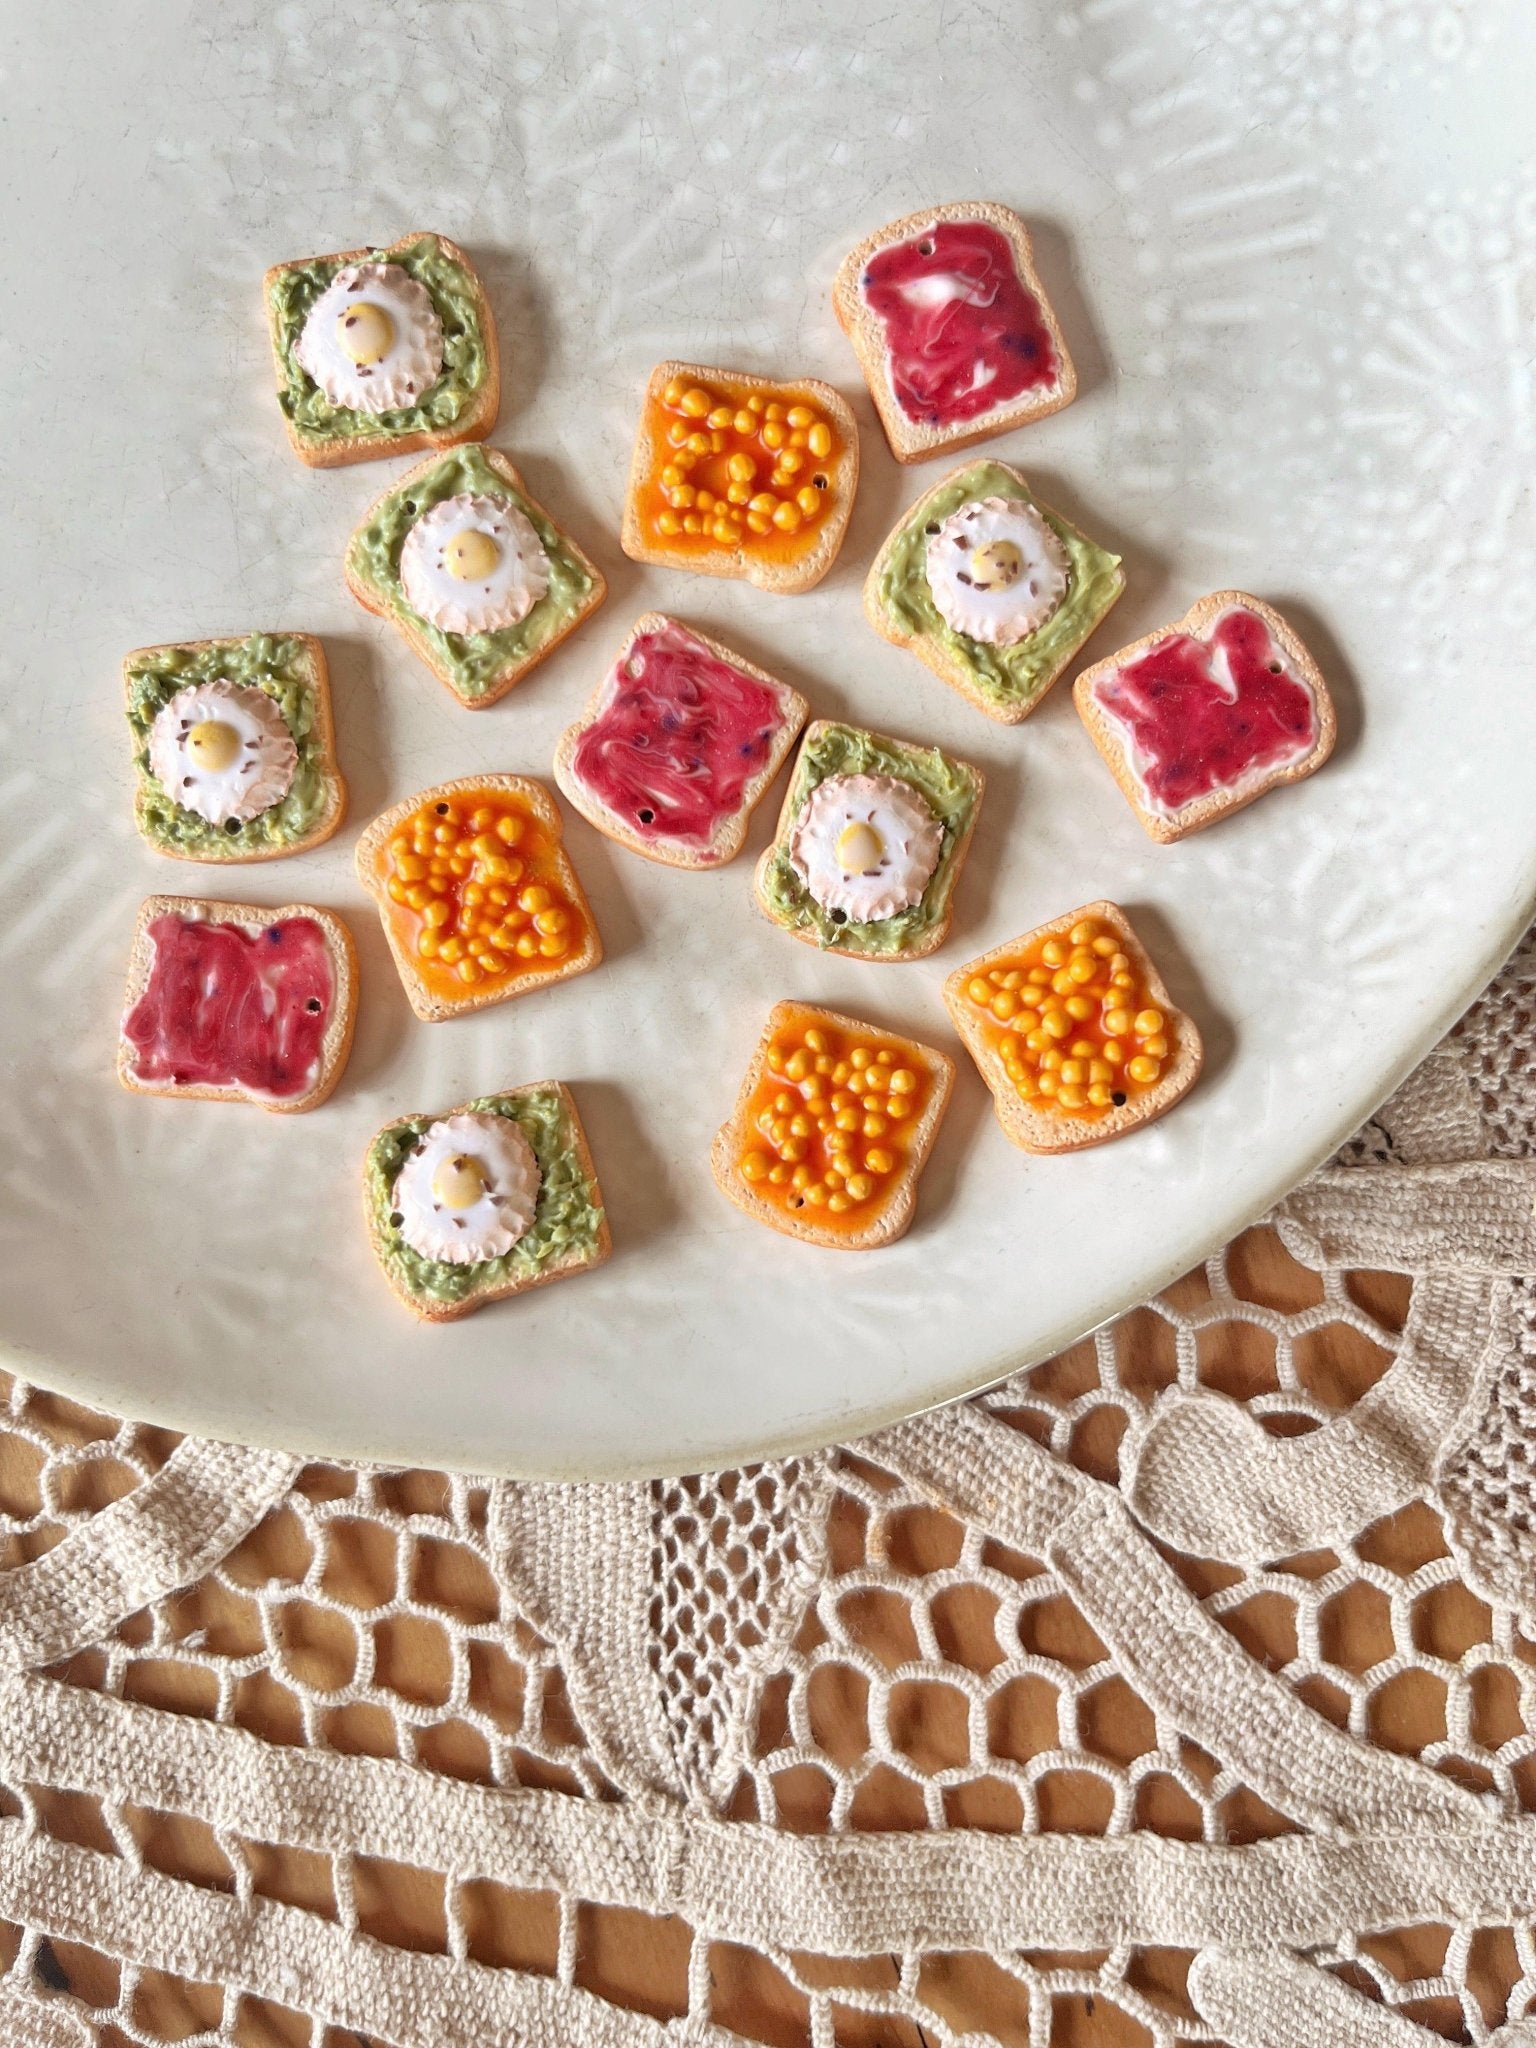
[943,903,1201,1153]
[355,775,601,1021]
[621,364,858,594]
[118,897,357,1112]
[125,633,346,861]
[832,202,1076,463]
[553,614,808,869]
[712,1003,954,1250]
[754,721,983,961]
[1073,593,1337,842]
[345,445,606,708]
[264,232,499,466]
[865,460,1124,725]
[364,1083,611,1321]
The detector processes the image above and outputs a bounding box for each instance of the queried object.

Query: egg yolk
[186,720,242,773]
[442,528,501,582]
[336,301,396,366]
[836,821,884,874]
[971,538,1022,589]
[432,1154,489,1209]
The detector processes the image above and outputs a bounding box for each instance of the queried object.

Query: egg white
[393,1113,542,1266]
[399,492,551,636]
[787,771,943,924]
[146,682,299,827]
[294,262,444,414]
[925,496,1069,646]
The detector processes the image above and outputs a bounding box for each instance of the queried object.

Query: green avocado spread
[365,1088,605,1308]
[346,444,595,700]
[126,633,327,857]
[875,460,1124,714]
[267,234,489,444]
[759,723,981,955]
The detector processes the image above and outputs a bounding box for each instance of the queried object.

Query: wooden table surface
[0,1227,1514,2047]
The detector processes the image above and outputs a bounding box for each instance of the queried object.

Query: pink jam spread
[860,220,1058,428]
[1092,608,1318,815]
[570,623,788,856]
[123,914,333,1099]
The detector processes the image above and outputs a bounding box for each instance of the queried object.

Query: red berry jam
[860,220,1059,428]
[1092,607,1318,815]
[124,914,333,1098]
[571,622,789,855]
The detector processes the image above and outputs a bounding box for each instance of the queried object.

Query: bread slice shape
[363,1081,612,1322]
[943,901,1201,1154]
[619,361,858,595]
[552,612,809,870]
[355,772,602,1023]
[345,444,607,709]
[832,201,1076,463]
[264,231,499,468]
[117,895,357,1113]
[1073,592,1337,844]
[864,458,1125,726]
[753,719,984,963]
[710,1000,954,1250]
[125,632,347,864]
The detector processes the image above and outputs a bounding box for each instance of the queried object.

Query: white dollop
[925,496,1069,646]
[294,262,444,414]
[895,270,989,310]
[393,1112,542,1266]
[787,771,943,924]
[147,682,299,826]
[399,493,551,635]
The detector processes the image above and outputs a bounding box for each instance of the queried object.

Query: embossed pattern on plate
[0,2,1532,1478]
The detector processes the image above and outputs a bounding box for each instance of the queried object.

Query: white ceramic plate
[2,3,1533,1479]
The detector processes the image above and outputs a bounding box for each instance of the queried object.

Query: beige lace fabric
[0,931,1534,2048]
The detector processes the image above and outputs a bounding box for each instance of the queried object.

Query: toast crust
[551,612,809,870]
[832,202,1076,463]
[117,896,358,1113]
[264,232,500,469]
[710,1001,954,1250]
[942,901,1202,1154]
[354,773,602,1022]
[1072,592,1337,844]
[125,632,348,864]
[344,445,607,709]
[619,361,859,594]
[752,720,984,963]
[364,1081,612,1323]
[862,461,1125,727]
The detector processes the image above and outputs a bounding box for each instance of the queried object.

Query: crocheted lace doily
[0,924,1533,2048]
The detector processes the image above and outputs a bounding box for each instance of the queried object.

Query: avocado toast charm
[754,720,983,962]
[865,459,1124,726]
[264,232,499,467]
[363,1082,611,1321]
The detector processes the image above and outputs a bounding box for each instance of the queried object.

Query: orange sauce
[376,786,588,1003]
[635,370,842,569]
[959,913,1173,1119]
[735,1005,933,1235]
